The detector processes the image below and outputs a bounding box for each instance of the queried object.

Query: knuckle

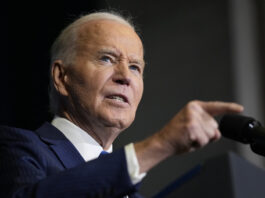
[185,119,197,132]
[187,100,200,109]
[216,130,221,139]
[208,130,216,139]
[199,136,209,146]
[203,139,210,146]
[211,119,218,129]
[188,132,197,143]
[186,122,199,141]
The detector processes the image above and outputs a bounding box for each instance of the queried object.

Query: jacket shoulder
[0,125,40,142]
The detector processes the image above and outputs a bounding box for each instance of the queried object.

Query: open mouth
[106,94,128,103]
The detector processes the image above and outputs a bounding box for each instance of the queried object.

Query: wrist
[134,132,173,173]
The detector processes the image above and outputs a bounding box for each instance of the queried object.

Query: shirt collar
[51,116,112,162]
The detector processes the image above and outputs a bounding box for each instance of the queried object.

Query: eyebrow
[129,58,145,68]
[97,48,120,58]
[97,48,145,68]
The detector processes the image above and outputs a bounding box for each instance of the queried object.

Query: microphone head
[219,114,257,144]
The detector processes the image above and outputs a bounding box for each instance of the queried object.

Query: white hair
[49,11,136,114]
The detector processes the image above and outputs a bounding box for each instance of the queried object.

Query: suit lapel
[35,122,85,169]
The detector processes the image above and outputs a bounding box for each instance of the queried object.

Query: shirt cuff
[124,143,146,184]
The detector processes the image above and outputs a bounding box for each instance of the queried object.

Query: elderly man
[0,11,243,197]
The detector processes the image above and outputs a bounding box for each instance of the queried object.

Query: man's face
[63,20,144,131]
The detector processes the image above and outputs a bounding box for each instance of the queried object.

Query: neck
[59,111,120,150]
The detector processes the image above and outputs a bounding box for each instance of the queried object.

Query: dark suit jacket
[0,122,143,198]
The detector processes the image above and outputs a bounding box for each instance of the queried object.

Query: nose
[112,63,131,86]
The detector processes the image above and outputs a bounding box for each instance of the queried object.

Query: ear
[51,60,69,96]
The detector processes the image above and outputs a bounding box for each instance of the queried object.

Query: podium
[153,152,265,198]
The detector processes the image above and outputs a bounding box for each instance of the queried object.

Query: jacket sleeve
[0,126,141,198]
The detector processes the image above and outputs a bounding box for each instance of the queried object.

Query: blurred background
[1,0,264,196]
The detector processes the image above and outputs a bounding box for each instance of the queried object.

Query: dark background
[1,0,264,196]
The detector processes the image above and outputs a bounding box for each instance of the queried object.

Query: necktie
[100,150,109,156]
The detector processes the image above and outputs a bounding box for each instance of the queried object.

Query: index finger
[198,101,244,116]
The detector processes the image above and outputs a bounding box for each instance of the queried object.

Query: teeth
[110,96,125,102]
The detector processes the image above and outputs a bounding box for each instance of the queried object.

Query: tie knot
[99,150,109,156]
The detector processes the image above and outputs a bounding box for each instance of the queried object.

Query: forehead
[76,19,144,58]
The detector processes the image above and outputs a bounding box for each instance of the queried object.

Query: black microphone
[219,114,265,156]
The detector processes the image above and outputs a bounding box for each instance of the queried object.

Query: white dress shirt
[51,116,146,184]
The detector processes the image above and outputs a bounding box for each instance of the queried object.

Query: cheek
[134,80,144,106]
[66,75,102,107]
[92,68,113,87]
[82,70,112,95]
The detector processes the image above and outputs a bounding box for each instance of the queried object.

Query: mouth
[106,94,129,104]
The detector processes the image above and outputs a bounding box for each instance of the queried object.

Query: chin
[101,113,134,131]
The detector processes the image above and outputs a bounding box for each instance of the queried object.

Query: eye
[129,65,141,73]
[100,56,112,63]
